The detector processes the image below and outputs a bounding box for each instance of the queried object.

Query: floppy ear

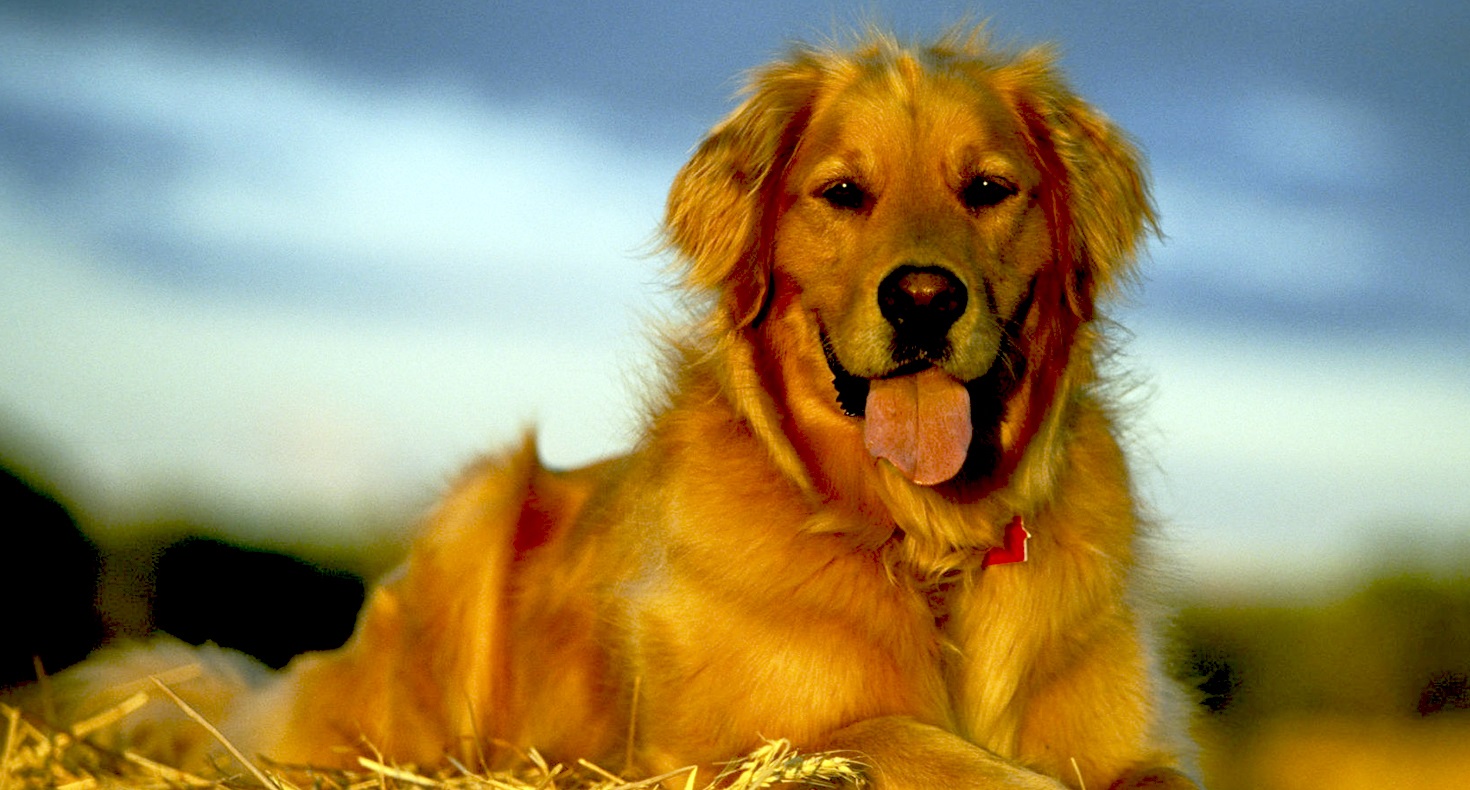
[664,55,828,327]
[1001,51,1158,319]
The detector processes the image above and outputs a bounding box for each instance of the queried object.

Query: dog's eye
[820,180,869,211]
[960,176,1017,210]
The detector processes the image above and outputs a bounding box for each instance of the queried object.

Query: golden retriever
[38,26,1201,790]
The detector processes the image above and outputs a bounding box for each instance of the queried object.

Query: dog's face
[771,66,1054,486]
[666,33,1154,499]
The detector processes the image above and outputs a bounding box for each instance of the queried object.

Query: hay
[0,694,867,790]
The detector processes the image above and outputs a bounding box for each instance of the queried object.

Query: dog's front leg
[825,716,1068,790]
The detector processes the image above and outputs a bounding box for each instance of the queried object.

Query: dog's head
[665,28,1154,511]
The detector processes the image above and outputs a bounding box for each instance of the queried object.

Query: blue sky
[2,1,1467,588]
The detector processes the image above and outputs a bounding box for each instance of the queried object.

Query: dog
[34,26,1201,790]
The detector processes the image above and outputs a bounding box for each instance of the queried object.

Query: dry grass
[0,686,866,790]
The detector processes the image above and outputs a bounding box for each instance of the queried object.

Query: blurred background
[1,2,1466,787]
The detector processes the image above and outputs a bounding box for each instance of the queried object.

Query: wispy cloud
[0,16,677,327]
[1152,172,1386,305]
[1228,83,1399,189]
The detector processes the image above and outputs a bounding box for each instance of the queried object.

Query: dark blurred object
[1418,670,1470,716]
[0,466,105,688]
[153,536,365,669]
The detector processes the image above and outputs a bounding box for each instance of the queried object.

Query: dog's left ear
[1001,52,1159,319]
[664,55,827,327]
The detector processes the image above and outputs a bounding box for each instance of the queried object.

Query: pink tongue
[863,368,972,486]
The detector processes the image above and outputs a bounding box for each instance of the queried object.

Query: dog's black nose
[878,265,968,348]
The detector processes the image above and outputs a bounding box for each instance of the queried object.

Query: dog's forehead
[798,62,1032,176]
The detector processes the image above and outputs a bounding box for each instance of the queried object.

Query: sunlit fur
[42,26,1201,790]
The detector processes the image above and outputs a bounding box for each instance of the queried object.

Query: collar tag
[981,516,1030,568]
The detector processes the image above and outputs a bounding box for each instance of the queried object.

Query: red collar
[982,515,1030,568]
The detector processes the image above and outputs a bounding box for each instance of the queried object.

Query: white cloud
[1152,171,1386,303]
[1128,316,1470,584]
[1228,83,1398,188]
[164,87,675,279]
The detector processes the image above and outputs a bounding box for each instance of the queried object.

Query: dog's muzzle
[817,265,977,486]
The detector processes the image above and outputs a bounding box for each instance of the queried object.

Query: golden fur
[40,27,1201,789]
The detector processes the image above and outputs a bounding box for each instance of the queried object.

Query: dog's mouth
[821,333,985,487]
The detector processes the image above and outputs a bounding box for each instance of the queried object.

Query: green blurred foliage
[1174,571,1470,725]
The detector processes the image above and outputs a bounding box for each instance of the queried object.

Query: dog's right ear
[664,55,827,328]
